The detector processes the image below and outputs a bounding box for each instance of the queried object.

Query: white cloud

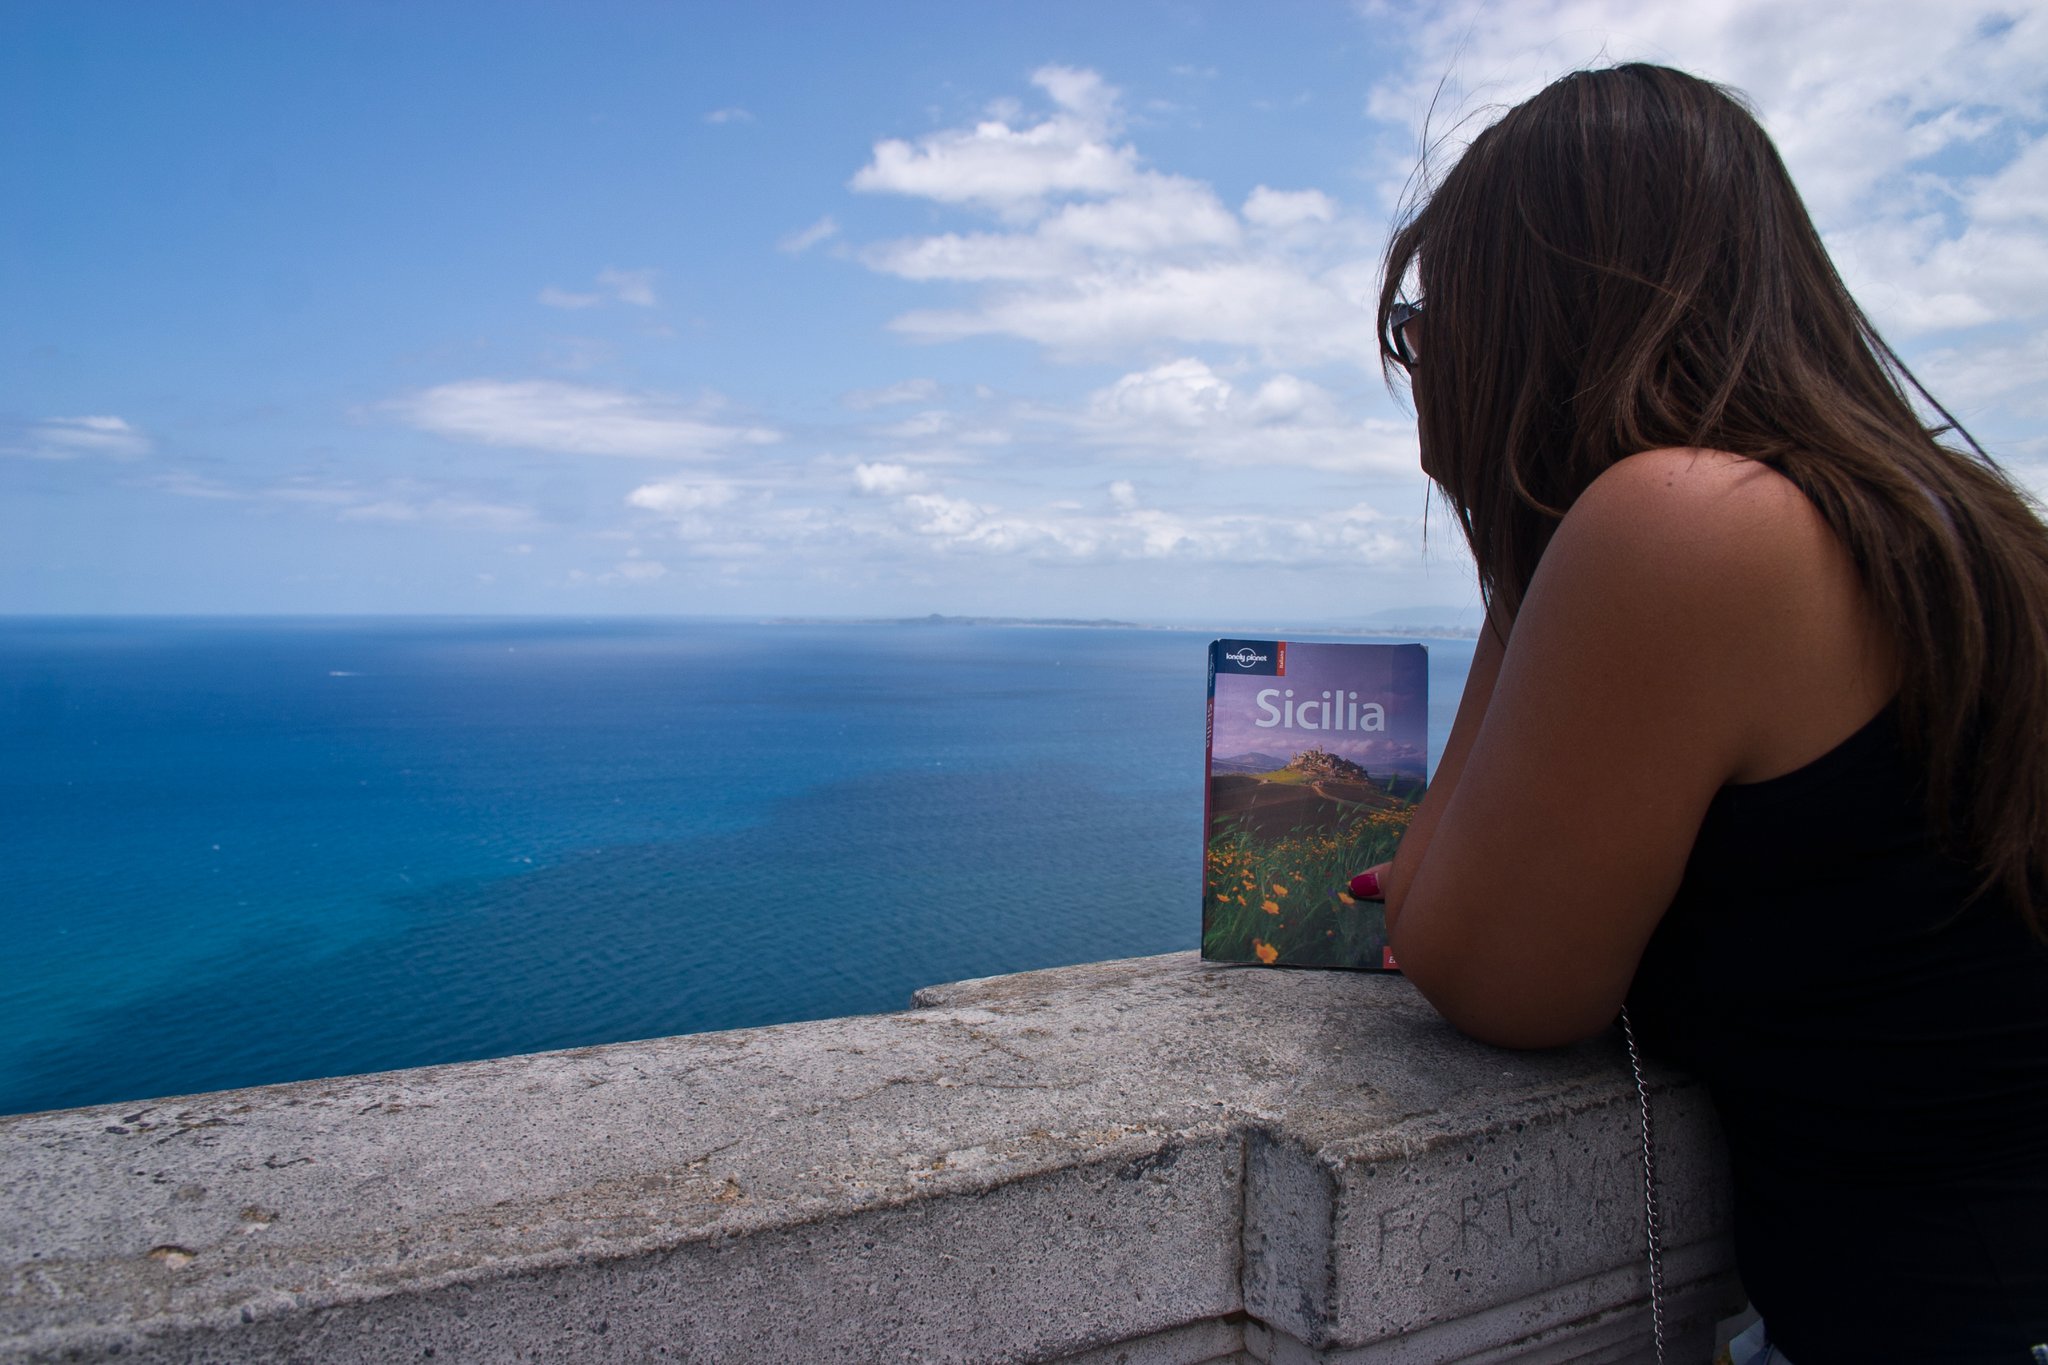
[1080,358,1407,473]
[904,492,989,538]
[1092,358,1234,427]
[147,468,537,528]
[852,462,925,495]
[337,497,533,529]
[832,35,2021,437]
[543,337,617,372]
[1040,176,1241,253]
[1826,218,2027,334]
[863,231,1076,283]
[880,410,953,441]
[596,267,658,307]
[627,477,738,515]
[892,260,1377,365]
[264,483,359,506]
[1918,330,2048,420]
[583,439,1430,576]
[845,361,1404,490]
[143,470,240,499]
[391,380,779,458]
[867,408,1009,447]
[1242,186,1336,229]
[851,65,1138,213]
[848,68,1378,365]
[864,176,1243,284]
[149,470,337,503]
[11,415,152,461]
[336,500,422,523]
[1032,65,1121,129]
[703,107,755,125]
[538,287,604,310]
[569,557,672,586]
[1973,135,2048,225]
[538,267,659,310]
[779,215,840,253]
[843,378,939,410]
[872,481,1414,566]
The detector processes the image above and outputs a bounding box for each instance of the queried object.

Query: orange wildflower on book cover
[1202,639,1426,971]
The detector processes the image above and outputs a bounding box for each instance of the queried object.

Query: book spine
[1202,642,1218,907]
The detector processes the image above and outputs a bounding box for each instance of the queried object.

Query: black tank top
[1627,703,2048,1363]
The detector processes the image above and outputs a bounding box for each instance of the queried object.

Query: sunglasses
[1390,300,1423,367]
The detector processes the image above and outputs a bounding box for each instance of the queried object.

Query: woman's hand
[1348,865,1389,900]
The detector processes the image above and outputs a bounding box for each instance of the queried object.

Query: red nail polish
[1349,870,1382,899]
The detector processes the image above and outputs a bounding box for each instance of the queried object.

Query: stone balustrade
[0,952,1740,1363]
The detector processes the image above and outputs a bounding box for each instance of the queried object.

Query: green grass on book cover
[1203,639,1428,971]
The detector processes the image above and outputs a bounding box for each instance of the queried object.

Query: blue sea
[0,618,1474,1117]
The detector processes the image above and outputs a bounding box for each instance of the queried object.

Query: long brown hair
[1378,63,2048,930]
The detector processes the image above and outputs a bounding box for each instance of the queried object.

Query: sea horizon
[0,609,1484,634]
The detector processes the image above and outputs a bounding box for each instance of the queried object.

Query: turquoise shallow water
[0,617,1472,1116]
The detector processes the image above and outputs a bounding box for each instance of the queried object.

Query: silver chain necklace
[1620,1006,1668,1365]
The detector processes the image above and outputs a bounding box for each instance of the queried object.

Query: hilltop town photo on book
[1202,640,1427,970]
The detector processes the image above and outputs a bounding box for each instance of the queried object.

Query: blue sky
[5,1,2043,620]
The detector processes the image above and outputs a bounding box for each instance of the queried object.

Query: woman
[1368,65,2048,1362]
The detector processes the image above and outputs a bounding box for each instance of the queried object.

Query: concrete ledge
[1,952,1738,1363]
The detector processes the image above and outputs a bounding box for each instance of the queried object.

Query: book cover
[1202,639,1428,970]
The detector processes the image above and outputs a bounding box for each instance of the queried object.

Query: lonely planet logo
[1226,647,1269,669]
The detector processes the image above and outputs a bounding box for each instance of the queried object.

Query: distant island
[1284,623,1481,640]
[764,613,1147,629]
[760,612,1479,637]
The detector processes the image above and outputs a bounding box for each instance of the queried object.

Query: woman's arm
[1381,601,1508,938]
[1382,448,1894,1047]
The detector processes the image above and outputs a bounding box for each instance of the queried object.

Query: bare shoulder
[1553,447,1832,589]
[1521,448,1827,670]
[1531,445,1893,784]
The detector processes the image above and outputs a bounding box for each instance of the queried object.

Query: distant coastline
[763,612,1148,630]
[0,613,1482,641]
[1282,624,1482,641]
[760,612,1481,639]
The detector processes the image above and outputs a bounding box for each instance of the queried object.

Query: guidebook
[1202,639,1427,971]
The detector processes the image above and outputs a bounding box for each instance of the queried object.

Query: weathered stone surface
[1244,1081,1731,1350]
[1,952,1736,1363]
